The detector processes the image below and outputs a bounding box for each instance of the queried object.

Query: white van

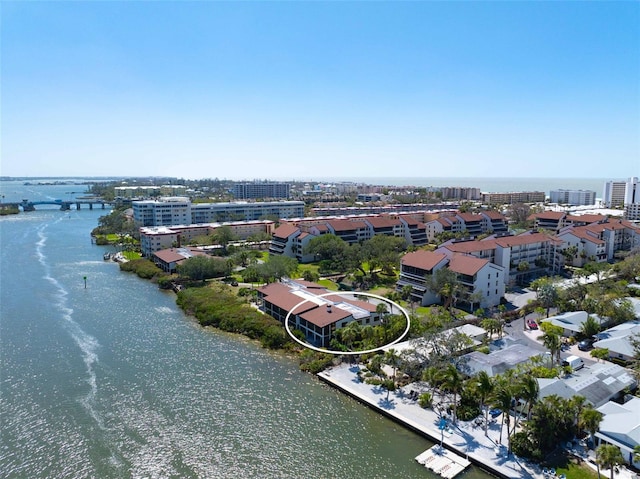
[562,355,584,371]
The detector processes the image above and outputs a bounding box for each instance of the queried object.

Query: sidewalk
[319,363,639,479]
[319,363,544,479]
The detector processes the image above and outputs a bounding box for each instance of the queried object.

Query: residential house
[596,397,640,467]
[593,320,640,362]
[541,311,593,338]
[536,362,637,408]
[152,247,210,273]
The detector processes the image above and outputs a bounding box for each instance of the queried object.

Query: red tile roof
[528,211,566,221]
[448,254,489,276]
[494,232,561,247]
[457,212,483,222]
[273,224,300,239]
[401,250,448,271]
[153,249,188,263]
[561,228,605,245]
[328,219,368,232]
[366,217,402,228]
[565,214,607,224]
[258,283,318,314]
[443,239,497,253]
[481,210,506,220]
[299,305,352,328]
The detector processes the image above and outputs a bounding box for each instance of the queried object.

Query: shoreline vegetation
[116,257,409,374]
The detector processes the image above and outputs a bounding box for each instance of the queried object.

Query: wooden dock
[415,445,471,479]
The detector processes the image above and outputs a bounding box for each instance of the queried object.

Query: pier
[415,445,470,478]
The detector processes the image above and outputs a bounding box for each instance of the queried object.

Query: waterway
[0,180,492,478]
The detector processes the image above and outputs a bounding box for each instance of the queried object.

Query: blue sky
[2,1,639,180]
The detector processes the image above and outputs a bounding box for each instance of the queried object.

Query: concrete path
[319,363,640,479]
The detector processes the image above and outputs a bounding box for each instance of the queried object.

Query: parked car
[526,319,538,330]
[578,339,594,351]
[489,409,502,418]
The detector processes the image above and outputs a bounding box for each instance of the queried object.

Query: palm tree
[596,444,624,479]
[542,331,562,367]
[383,348,401,384]
[475,371,494,436]
[633,444,640,464]
[518,374,539,422]
[580,406,603,449]
[440,364,464,424]
[481,318,500,339]
[340,321,361,351]
[492,381,513,447]
[376,302,389,342]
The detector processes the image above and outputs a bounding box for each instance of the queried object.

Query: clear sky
[2,1,639,180]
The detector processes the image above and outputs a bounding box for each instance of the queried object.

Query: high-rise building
[603,178,638,208]
[549,189,596,206]
[231,182,290,199]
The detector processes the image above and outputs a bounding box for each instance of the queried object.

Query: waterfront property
[132,197,304,226]
[257,279,380,347]
[139,220,275,257]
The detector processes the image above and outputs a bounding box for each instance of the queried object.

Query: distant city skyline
[2,2,638,179]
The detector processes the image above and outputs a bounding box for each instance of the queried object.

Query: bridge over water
[19,198,115,211]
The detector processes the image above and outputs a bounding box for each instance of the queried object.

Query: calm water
[0,181,493,478]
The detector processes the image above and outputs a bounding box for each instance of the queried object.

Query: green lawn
[317,279,339,290]
[544,452,599,479]
[122,251,142,260]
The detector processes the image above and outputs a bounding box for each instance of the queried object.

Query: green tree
[492,380,513,447]
[537,283,559,317]
[542,332,562,367]
[580,406,603,448]
[580,315,601,339]
[427,268,460,316]
[177,255,231,281]
[440,364,464,424]
[360,235,406,276]
[596,444,624,479]
[260,255,298,282]
[475,371,494,437]
[212,225,238,254]
[305,234,352,272]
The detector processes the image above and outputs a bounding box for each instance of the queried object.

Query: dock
[415,445,470,479]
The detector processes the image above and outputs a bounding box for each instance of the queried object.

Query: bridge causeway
[19,198,114,211]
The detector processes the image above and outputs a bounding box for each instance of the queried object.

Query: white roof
[542,311,589,333]
[596,397,640,449]
[593,320,640,357]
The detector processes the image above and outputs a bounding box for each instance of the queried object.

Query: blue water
[0,181,492,478]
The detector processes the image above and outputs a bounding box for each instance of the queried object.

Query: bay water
[0,181,493,478]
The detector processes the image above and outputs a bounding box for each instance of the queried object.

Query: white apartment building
[549,189,596,206]
[140,220,275,256]
[603,177,638,208]
[133,198,304,226]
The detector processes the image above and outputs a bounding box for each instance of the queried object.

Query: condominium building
[603,177,638,208]
[231,182,291,199]
[481,191,545,205]
[396,250,505,310]
[139,220,275,256]
[257,280,380,347]
[133,198,304,226]
[549,189,596,206]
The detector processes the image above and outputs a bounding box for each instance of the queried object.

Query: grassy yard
[122,251,142,260]
[544,452,599,479]
[317,279,339,290]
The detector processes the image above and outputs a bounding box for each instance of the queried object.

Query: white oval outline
[284,292,410,355]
